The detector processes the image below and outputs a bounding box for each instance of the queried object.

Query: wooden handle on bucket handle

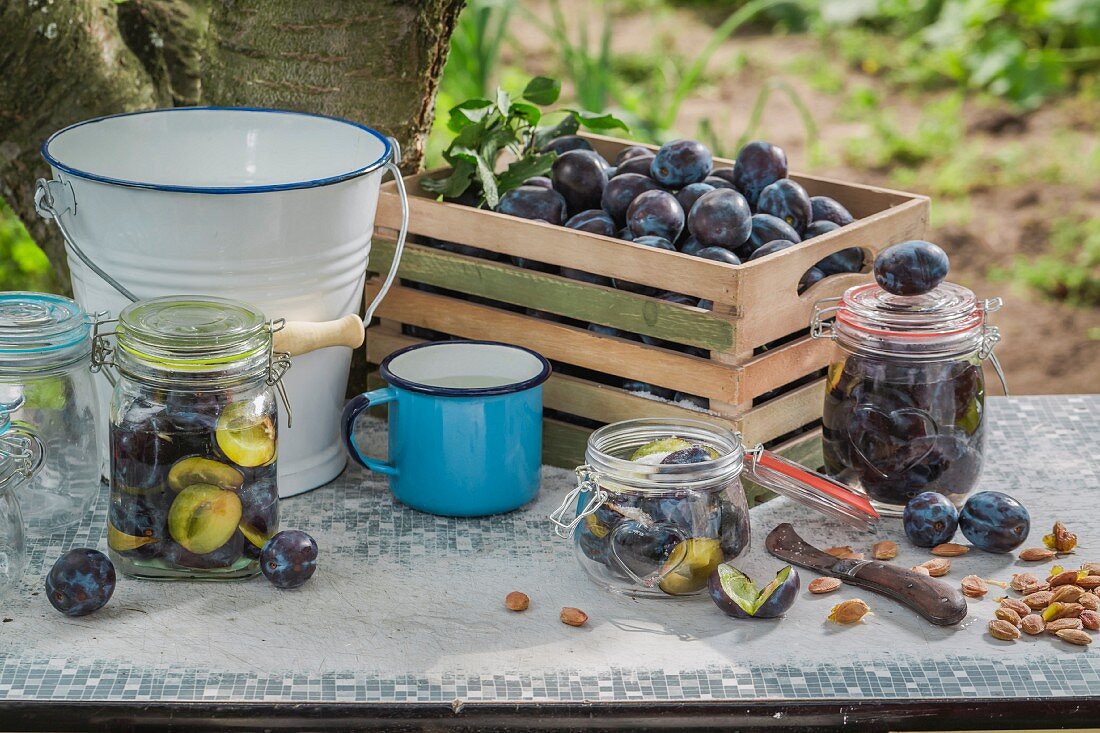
[273,315,365,356]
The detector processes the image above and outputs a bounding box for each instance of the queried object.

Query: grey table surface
[1,395,1098,707]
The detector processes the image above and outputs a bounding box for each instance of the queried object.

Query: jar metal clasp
[265,319,294,427]
[549,465,608,539]
[810,297,842,340]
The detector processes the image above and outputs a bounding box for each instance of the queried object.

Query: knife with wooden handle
[765,523,968,626]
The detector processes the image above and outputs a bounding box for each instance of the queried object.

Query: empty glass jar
[812,281,1003,515]
[552,418,876,598]
[0,292,100,534]
[0,413,44,600]
[95,296,287,580]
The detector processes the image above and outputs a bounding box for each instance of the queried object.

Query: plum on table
[687,189,752,250]
[46,549,116,617]
[709,564,799,619]
[959,491,1029,553]
[757,178,812,234]
[731,141,788,208]
[903,491,959,547]
[261,529,319,589]
[650,139,713,188]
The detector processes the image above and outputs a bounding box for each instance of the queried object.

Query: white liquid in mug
[424,374,511,389]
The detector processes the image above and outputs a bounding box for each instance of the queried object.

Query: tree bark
[0,0,464,292]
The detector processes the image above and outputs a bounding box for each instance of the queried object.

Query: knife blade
[765,523,968,626]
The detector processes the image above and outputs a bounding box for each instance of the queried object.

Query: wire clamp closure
[549,466,607,539]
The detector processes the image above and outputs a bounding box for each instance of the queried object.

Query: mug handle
[341,388,399,477]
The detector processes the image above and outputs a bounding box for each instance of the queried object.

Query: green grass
[991,217,1100,307]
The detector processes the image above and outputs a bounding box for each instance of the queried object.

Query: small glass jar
[95,296,288,580]
[0,292,100,534]
[551,418,876,598]
[0,413,44,600]
[812,281,1003,515]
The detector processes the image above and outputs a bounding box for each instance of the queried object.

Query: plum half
[708,563,800,619]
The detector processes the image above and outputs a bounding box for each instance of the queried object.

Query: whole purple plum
[757,178,812,233]
[496,185,568,225]
[552,149,608,214]
[626,190,685,242]
[601,173,661,225]
[731,141,788,208]
[687,189,752,250]
[651,139,713,188]
[873,240,949,296]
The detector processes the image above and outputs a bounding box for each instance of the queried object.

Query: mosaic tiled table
[2,395,1099,731]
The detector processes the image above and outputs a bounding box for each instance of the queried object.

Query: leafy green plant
[423,77,626,208]
[0,199,54,292]
[533,0,798,142]
[819,0,1100,107]
[992,217,1100,306]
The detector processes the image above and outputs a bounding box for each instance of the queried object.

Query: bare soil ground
[509,1,1100,394]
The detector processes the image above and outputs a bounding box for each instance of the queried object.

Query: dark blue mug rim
[379,339,552,397]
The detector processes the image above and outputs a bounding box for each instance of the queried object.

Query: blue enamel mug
[341,340,551,516]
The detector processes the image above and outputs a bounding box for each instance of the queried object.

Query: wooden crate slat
[738,379,825,446]
[367,239,736,351]
[740,335,838,400]
[374,192,743,304]
[544,373,737,428]
[543,418,592,469]
[365,282,745,402]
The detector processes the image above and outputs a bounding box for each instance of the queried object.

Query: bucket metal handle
[366,138,409,323]
[34,178,139,303]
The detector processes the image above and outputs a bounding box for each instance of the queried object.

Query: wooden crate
[364,133,930,477]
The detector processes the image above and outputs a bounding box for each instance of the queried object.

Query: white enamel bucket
[34,107,409,497]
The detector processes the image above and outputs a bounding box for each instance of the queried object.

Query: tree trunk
[0,0,464,292]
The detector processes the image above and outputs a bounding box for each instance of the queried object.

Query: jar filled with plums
[550,418,878,598]
[811,280,1003,516]
[95,296,288,580]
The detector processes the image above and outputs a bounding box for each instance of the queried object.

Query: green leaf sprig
[423,76,628,209]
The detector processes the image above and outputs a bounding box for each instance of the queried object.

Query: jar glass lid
[831,282,998,359]
[0,292,91,357]
[115,296,270,376]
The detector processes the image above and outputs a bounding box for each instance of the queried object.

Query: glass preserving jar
[95,296,289,580]
[811,281,1004,515]
[551,418,877,598]
[0,292,100,534]
[0,413,44,600]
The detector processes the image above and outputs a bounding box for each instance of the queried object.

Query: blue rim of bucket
[380,340,552,398]
[41,106,393,195]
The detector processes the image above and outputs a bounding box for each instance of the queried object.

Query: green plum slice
[708,563,800,618]
[658,537,724,595]
[216,400,276,468]
[630,437,692,462]
[107,522,158,553]
[168,456,245,493]
[168,484,243,555]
